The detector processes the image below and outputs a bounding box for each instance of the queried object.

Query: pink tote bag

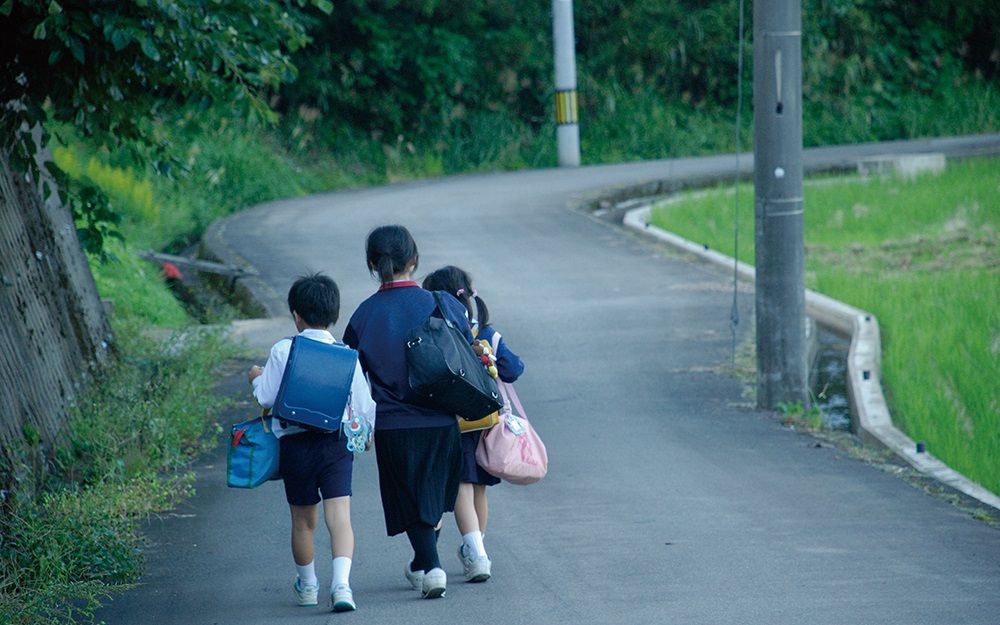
[475,381,547,485]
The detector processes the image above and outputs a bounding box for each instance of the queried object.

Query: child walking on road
[248,273,376,612]
[422,266,525,583]
[343,225,468,599]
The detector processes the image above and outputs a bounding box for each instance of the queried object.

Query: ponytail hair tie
[456,288,465,297]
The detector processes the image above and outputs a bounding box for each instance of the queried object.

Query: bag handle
[499,381,526,420]
[407,291,462,350]
[231,408,273,448]
[431,290,458,330]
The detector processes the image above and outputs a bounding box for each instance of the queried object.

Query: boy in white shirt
[249,273,375,612]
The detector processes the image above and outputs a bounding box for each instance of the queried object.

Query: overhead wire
[730,0,747,369]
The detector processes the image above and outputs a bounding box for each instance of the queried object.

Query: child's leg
[290,504,319,564]
[324,495,354,558]
[454,482,487,564]
[454,482,479,535]
[405,523,441,573]
[323,495,354,585]
[290,504,320,587]
[472,484,489,535]
[407,522,447,598]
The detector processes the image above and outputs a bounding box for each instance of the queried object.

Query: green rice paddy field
[650,157,1000,497]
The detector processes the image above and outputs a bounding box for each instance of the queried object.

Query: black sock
[406,524,441,573]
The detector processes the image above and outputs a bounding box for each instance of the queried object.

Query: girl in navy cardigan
[422,266,524,585]
[343,225,469,600]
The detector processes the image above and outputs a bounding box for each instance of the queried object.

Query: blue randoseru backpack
[273,336,358,433]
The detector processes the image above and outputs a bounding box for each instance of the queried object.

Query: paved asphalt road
[97,136,1000,624]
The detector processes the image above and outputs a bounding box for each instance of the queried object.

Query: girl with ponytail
[422,265,524,585]
[344,225,470,600]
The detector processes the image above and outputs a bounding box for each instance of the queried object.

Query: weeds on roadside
[775,400,827,431]
[0,323,236,625]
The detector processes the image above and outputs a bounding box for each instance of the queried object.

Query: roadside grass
[0,323,239,624]
[648,157,1000,497]
[2,109,348,623]
[3,116,283,624]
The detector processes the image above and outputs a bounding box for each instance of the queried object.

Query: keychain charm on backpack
[476,339,499,378]
[344,413,369,453]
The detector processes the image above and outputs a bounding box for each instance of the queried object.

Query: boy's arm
[250,339,292,408]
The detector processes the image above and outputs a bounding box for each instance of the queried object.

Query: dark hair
[421,265,490,328]
[287,273,340,327]
[366,225,419,286]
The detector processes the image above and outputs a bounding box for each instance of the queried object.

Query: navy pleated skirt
[374,423,463,536]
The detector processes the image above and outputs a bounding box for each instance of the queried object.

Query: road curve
[97,135,1000,625]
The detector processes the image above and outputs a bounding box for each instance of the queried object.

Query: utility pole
[552,0,580,167]
[753,0,808,408]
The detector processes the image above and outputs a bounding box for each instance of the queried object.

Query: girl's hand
[248,365,264,383]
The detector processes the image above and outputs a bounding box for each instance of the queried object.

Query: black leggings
[406,523,441,573]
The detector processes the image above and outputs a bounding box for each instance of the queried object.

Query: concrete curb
[623,204,1000,513]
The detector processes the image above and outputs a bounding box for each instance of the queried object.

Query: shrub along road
[97,135,1000,624]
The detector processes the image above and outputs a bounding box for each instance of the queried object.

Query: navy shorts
[279,430,353,506]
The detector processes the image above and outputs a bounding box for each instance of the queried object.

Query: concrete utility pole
[753,0,809,408]
[552,0,580,167]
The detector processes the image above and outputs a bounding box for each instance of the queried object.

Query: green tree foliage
[0,0,328,252]
[279,0,552,141]
[1,0,318,155]
[801,0,1000,143]
[574,0,746,108]
[277,0,998,164]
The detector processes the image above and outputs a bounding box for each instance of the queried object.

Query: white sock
[332,556,352,587]
[296,561,317,587]
[462,531,486,559]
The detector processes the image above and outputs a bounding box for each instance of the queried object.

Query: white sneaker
[293,577,319,606]
[421,567,447,599]
[404,563,424,590]
[458,544,491,583]
[331,583,356,612]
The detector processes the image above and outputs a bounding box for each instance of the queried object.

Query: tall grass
[816,269,999,490]
[51,142,190,327]
[439,112,551,173]
[649,157,1000,496]
[0,324,238,624]
[580,84,753,162]
[52,146,158,228]
[161,120,318,241]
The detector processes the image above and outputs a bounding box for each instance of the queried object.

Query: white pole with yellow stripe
[553,0,580,167]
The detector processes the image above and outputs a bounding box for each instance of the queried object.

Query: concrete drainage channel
[604,153,1000,514]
